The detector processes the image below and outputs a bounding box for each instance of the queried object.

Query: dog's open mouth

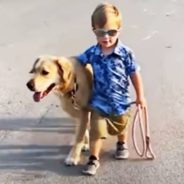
[33,83,56,102]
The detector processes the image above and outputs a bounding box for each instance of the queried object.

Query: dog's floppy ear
[29,58,40,73]
[54,59,64,79]
[54,57,72,82]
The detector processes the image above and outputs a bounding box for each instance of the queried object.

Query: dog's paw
[64,157,79,166]
[82,144,89,152]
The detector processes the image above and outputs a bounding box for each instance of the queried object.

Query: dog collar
[65,77,80,109]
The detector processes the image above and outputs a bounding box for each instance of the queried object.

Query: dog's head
[26,55,73,102]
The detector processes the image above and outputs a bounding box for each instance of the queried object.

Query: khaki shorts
[90,110,131,140]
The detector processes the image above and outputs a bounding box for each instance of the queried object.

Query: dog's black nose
[26,79,35,91]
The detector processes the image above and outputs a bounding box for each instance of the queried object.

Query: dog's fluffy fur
[27,56,92,165]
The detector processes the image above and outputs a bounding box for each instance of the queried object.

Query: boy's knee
[89,128,107,140]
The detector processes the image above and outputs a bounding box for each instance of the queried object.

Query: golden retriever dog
[26,56,92,165]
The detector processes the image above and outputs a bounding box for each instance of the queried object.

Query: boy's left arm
[130,71,147,108]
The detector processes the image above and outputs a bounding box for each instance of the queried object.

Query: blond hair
[91,2,122,29]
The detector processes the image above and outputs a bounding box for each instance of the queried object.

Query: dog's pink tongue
[33,92,42,102]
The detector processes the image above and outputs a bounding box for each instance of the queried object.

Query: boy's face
[93,23,120,49]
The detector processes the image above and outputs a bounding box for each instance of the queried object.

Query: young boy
[77,3,146,175]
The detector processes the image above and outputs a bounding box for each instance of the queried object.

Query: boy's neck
[100,39,118,56]
[101,47,114,56]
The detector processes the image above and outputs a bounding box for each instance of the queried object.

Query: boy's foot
[114,141,129,159]
[82,155,100,176]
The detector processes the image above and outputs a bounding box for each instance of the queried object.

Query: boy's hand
[135,96,147,108]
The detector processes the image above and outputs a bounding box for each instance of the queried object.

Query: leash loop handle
[132,104,156,159]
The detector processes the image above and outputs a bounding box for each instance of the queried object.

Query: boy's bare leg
[82,138,102,175]
[117,131,128,143]
[82,111,105,175]
[90,138,104,160]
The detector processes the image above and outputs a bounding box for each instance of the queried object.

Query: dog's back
[71,57,93,107]
[58,57,93,118]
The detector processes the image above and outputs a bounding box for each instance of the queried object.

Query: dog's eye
[42,70,49,75]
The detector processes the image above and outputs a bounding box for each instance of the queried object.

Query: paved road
[0,0,183,183]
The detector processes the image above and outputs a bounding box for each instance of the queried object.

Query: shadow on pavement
[0,144,87,176]
[0,117,87,176]
[0,117,75,133]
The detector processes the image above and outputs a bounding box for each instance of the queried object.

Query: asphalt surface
[0,0,184,183]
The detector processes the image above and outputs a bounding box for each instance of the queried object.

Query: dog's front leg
[82,129,89,151]
[64,110,90,166]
